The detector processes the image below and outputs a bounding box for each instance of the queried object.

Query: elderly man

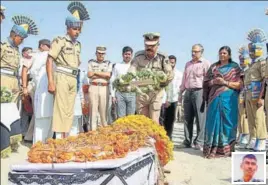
[0,5,6,23]
[128,32,174,123]
[110,46,136,118]
[46,1,90,139]
[234,154,264,182]
[87,46,113,130]
[178,44,210,150]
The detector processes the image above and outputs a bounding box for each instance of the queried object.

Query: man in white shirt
[110,46,136,118]
[163,55,182,140]
[21,39,53,143]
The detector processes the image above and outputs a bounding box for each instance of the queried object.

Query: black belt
[186,88,202,92]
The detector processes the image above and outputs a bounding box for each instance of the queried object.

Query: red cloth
[23,96,33,114]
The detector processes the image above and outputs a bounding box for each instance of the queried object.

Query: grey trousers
[183,89,206,146]
[115,91,136,118]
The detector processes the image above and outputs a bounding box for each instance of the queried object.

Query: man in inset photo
[234,154,264,183]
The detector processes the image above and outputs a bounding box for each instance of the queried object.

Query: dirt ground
[1,122,268,185]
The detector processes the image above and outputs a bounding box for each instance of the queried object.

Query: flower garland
[113,115,174,166]
[0,87,13,103]
[112,68,168,94]
[28,115,173,166]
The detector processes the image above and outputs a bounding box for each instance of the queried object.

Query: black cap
[39,39,51,47]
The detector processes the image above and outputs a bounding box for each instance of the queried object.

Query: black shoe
[176,141,191,148]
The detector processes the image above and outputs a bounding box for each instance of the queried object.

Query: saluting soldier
[87,46,113,130]
[1,15,38,104]
[128,32,174,123]
[46,1,90,139]
[244,28,267,151]
[0,5,6,23]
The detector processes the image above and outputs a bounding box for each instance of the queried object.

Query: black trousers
[163,102,177,140]
[183,89,206,146]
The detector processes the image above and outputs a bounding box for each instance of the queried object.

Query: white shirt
[29,51,49,84]
[165,69,183,103]
[110,61,131,97]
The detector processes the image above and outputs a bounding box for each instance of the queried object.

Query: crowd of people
[1,2,268,163]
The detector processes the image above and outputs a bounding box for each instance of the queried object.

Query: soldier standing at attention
[128,32,174,123]
[46,1,90,139]
[87,46,113,130]
[244,28,267,151]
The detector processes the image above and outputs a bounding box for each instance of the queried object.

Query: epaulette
[134,50,145,57]
[103,60,111,64]
[157,51,168,57]
[88,59,96,63]
[52,36,65,44]
[256,57,265,63]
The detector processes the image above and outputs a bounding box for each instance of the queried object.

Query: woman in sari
[203,46,242,158]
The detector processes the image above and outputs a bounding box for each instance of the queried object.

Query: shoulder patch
[134,50,145,57]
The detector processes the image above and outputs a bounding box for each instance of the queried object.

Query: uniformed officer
[237,46,250,148]
[0,5,6,23]
[1,15,38,104]
[46,1,89,138]
[244,28,267,151]
[87,46,113,130]
[128,32,174,123]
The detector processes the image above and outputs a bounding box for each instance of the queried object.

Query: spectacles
[192,50,201,53]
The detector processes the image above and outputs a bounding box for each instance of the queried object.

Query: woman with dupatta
[202,46,242,158]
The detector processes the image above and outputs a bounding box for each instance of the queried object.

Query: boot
[254,139,266,151]
[246,138,256,150]
[237,134,249,148]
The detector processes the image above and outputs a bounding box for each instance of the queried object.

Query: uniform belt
[0,68,16,76]
[56,66,78,76]
[90,82,109,86]
[186,88,202,92]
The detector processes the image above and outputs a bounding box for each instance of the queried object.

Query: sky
[1,1,268,73]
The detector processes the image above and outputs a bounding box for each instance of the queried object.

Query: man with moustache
[46,1,90,139]
[178,44,210,150]
[87,46,113,130]
[234,154,264,182]
[128,32,174,123]
[110,46,136,118]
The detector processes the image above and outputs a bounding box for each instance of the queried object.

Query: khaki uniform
[88,60,112,130]
[128,50,174,123]
[88,59,112,130]
[0,41,20,103]
[244,58,267,141]
[238,88,249,135]
[48,35,81,133]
